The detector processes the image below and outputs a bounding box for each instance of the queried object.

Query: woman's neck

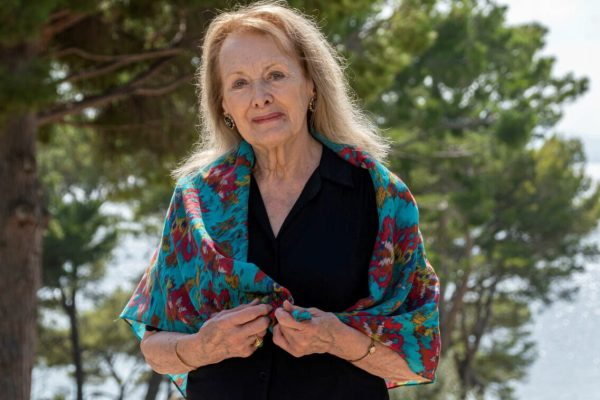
[251,132,322,182]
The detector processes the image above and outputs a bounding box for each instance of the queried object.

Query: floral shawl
[119,131,441,397]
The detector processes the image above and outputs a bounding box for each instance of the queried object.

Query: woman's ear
[221,99,228,115]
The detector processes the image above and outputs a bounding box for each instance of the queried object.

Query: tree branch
[441,115,497,131]
[57,47,185,83]
[48,9,72,23]
[36,58,192,127]
[128,57,174,88]
[103,354,123,387]
[59,287,69,311]
[441,229,474,351]
[134,73,194,96]
[58,120,169,132]
[391,148,473,160]
[42,10,89,45]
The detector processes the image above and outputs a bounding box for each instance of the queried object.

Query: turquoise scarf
[120,131,440,396]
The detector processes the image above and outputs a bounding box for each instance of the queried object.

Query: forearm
[327,319,427,383]
[140,330,218,374]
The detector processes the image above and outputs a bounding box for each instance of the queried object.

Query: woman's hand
[272,300,341,357]
[193,299,272,364]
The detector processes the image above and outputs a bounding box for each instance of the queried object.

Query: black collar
[318,144,354,188]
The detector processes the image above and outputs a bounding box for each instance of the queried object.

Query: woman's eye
[233,79,247,88]
[269,71,285,80]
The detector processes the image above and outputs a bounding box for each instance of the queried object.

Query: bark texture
[0,113,45,399]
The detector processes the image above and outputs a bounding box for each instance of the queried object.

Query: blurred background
[0,1,598,399]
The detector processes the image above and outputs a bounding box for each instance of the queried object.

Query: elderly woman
[120,2,440,399]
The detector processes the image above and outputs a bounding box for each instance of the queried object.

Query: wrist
[176,330,216,369]
[195,323,228,365]
[346,335,376,363]
[174,336,199,370]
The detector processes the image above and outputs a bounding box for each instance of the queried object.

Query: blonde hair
[171,0,390,180]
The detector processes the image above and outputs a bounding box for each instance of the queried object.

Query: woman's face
[219,31,314,150]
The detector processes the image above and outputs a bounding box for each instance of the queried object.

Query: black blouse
[156,144,388,399]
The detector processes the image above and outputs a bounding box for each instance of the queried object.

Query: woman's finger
[247,334,261,348]
[216,298,260,316]
[274,307,305,330]
[272,323,292,351]
[226,303,272,327]
[238,315,271,337]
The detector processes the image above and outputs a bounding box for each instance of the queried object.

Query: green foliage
[0,59,56,119]
[35,126,160,398]
[80,289,145,388]
[348,0,438,101]
[0,0,63,44]
[38,126,104,198]
[370,2,599,397]
[42,195,118,287]
[81,289,139,357]
[374,1,587,141]
[38,124,120,292]
[390,353,462,400]
[37,314,71,367]
[37,289,147,396]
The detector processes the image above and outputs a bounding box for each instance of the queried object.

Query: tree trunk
[62,289,84,400]
[456,278,499,398]
[440,227,474,351]
[0,113,45,399]
[144,371,163,400]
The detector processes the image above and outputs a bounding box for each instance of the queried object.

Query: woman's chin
[244,129,296,149]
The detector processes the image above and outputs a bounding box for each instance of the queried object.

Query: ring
[254,335,263,348]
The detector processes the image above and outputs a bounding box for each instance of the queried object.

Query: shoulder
[365,156,414,198]
[368,160,420,226]
[176,149,238,188]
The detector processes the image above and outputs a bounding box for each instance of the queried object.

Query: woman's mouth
[252,112,284,123]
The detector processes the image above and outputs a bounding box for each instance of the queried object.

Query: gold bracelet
[348,336,377,363]
[174,338,197,370]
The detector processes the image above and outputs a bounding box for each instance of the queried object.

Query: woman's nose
[252,81,273,107]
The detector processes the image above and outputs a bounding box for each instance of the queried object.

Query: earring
[308,95,316,112]
[224,114,235,129]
